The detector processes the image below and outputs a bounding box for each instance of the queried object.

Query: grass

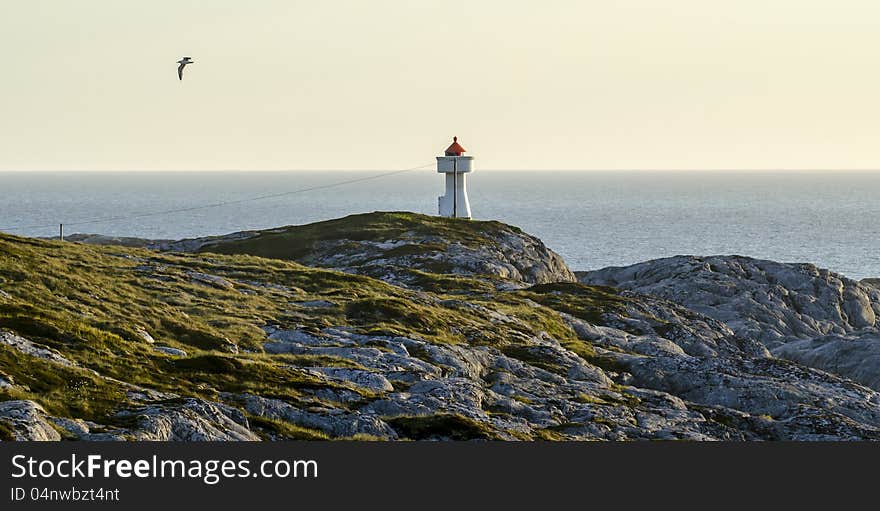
[344,297,465,344]
[607,384,642,408]
[385,414,500,440]
[582,353,630,374]
[500,345,567,375]
[245,415,330,440]
[511,394,534,405]
[532,428,567,441]
[0,233,415,423]
[0,344,126,423]
[163,353,347,401]
[394,268,496,294]
[573,393,608,405]
[470,294,582,346]
[513,282,629,325]
[0,419,17,440]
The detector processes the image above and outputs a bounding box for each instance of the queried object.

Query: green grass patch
[573,393,608,405]
[0,419,15,441]
[344,297,463,344]
[246,415,329,440]
[386,414,500,440]
[532,428,566,441]
[0,345,127,423]
[500,345,565,374]
[396,268,495,294]
[512,282,629,325]
[582,353,629,374]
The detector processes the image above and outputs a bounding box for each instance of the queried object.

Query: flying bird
[177,57,194,80]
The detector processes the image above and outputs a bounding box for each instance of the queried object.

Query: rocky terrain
[3,212,880,441]
[579,255,880,392]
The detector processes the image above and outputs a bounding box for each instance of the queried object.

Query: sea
[0,171,878,280]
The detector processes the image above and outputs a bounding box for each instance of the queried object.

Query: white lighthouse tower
[437,136,474,218]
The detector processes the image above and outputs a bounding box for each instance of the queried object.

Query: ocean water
[0,171,878,280]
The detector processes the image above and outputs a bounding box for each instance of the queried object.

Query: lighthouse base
[438,173,471,219]
[438,197,471,219]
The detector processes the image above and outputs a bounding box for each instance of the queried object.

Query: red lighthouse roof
[444,136,466,156]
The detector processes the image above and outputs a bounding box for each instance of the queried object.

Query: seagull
[177,57,194,81]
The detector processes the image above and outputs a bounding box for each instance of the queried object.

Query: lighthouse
[436,136,474,218]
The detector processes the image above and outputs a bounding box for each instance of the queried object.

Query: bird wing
[178,62,185,80]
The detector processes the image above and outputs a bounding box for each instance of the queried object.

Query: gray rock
[117,398,259,441]
[580,343,880,440]
[0,401,61,441]
[262,326,350,347]
[364,378,488,420]
[187,271,235,290]
[293,300,337,308]
[0,330,76,367]
[773,332,880,390]
[308,367,394,393]
[580,255,879,347]
[233,394,398,439]
[579,255,880,391]
[269,342,442,380]
[125,386,179,404]
[309,233,575,289]
[50,417,126,441]
[154,346,188,357]
[135,327,155,344]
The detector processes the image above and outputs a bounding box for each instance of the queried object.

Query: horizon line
[3,168,880,173]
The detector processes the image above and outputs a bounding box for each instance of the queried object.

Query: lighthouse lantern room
[436,136,474,218]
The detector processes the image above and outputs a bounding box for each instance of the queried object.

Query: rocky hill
[3,214,880,441]
[579,255,880,392]
[69,213,576,291]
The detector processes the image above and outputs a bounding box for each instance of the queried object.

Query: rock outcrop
[1,330,77,367]
[0,401,62,441]
[579,255,880,392]
[65,213,576,289]
[151,212,574,289]
[773,331,880,391]
[117,398,260,441]
[579,255,879,347]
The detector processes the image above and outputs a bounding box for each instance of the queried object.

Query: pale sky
[2,0,880,171]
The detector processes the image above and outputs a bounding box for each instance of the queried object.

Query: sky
[2,0,880,171]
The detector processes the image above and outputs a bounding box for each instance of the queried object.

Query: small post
[59,223,64,242]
